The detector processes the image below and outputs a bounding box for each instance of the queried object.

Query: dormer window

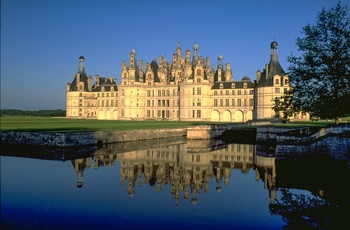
[220,83,223,89]
[231,83,235,88]
[275,78,280,85]
[244,83,247,88]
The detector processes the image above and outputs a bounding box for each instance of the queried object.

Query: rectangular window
[250,90,254,95]
[214,91,218,95]
[238,99,242,106]
[147,90,151,97]
[225,99,229,106]
[214,99,218,106]
[197,99,201,106]
[232,90,235,95]
[197,110,201,118]
[226,90,229,95]
[147,100,151,107]
[158,100,161,107]
[275,78,280,85]
[193,87,195,95]
[275,88,280,93]
[197,87,201,95]
[238,90,242,95]
[250,99,254,106]
[220,99,223,106]
[220,90,223,95]
[193,110,195,118]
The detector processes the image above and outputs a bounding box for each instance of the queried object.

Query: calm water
[1,137,349,229]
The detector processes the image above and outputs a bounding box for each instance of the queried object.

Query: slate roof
[69,68,89,91]
[257,54,285,87]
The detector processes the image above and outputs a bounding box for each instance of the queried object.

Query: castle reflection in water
[71,138,277,206]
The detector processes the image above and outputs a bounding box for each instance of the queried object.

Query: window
[226,90,229,95]
[220,99,223,106]
[197,99,201,106]
[106,93,109,97]
[225,99,229,106]
[238,90,242,95]
[284,88,288,93]
[214,99,218,106]
[275,78,280,85]
[220,84,223,89]
[197,78,201,83]
[284,78,289,85]
[275,88,280,93]
[244,99,247,106]
[232,90,235,95]
[193,87,195,95]
[197,87,201,95]
[250,99,254,106]
[197,110,201,118]
[231,83,235,88]
[232,99,235,106]
[214,91,218,95]
[244,83,247,88]
[220,90,223,95]
[197,69,202,75]
[193,110,195,118]
[238,99,242,106]
[147,90,151,97]
[147,100,151,107]
[250,90,254,95]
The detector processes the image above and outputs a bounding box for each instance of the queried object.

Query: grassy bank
[0,116,197,132]
[0,116,344,132]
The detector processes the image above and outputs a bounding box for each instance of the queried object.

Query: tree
[286,1,350,122]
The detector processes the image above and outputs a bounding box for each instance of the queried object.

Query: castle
[66,41,308,121]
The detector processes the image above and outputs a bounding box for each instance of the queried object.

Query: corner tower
[254,41,290,120]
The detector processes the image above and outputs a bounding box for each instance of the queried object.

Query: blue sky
[1,0,348,110]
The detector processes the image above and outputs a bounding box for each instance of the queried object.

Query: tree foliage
[0,109,66,117]
[286,1,350,121]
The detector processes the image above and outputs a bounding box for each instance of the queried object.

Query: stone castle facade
[66,41,308,121]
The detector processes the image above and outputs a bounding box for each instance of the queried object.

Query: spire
[176,40,182,55]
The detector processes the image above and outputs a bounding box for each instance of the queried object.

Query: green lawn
[1,116,345,132]
[0,116,198,132]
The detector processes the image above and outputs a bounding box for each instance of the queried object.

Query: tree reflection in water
[269,153,350,229]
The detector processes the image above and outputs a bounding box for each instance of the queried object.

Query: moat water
[1,137,349,229]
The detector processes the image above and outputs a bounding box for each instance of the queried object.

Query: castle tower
[255,41,288,120]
